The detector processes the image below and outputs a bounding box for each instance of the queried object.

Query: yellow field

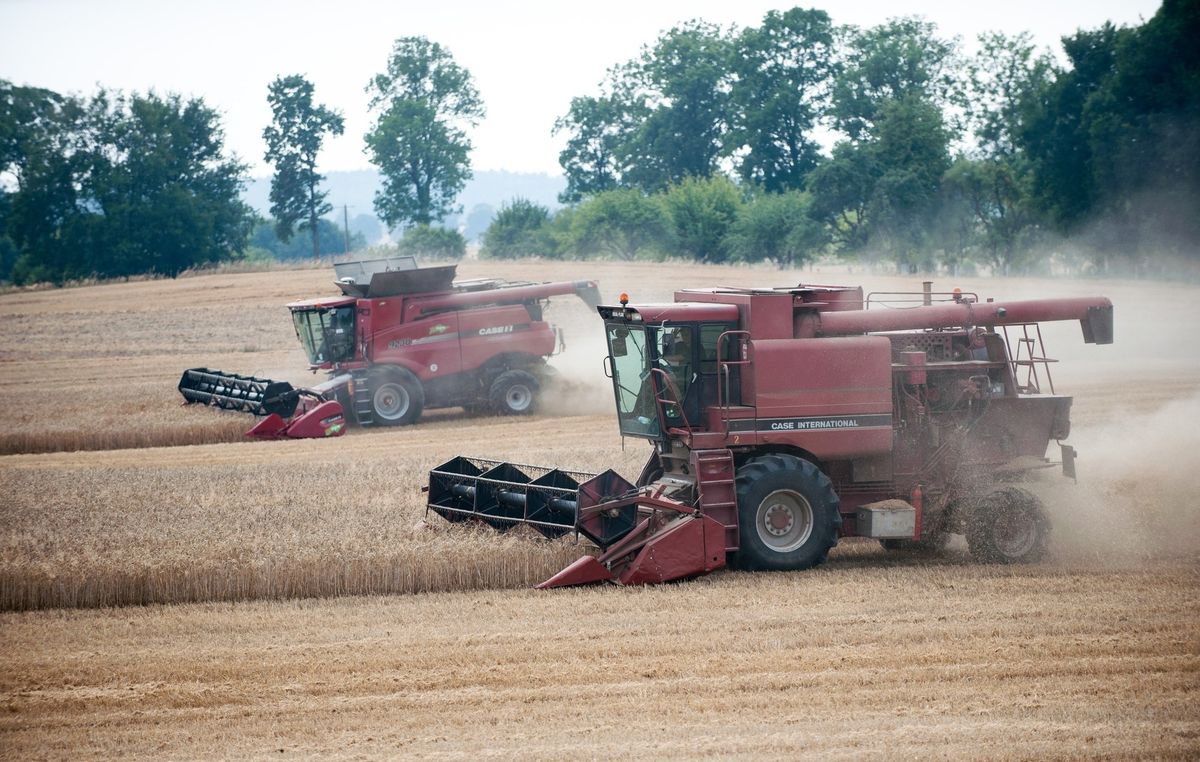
[1,261,1198,758]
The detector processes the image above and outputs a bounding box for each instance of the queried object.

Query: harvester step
[351,370,374,426]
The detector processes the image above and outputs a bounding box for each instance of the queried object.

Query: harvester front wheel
[735,454,841,572]
[965,487,1048,564]
[489,370,539,416]
[370,368,425,426]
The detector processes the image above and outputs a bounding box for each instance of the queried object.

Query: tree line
[528,0,1198,274]
[2,1,1196,285]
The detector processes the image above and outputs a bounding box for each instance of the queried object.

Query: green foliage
[831,17,961,140]
[730,191,827,268]
[0,192,16,282]
[809,94,951,269]
[728,8,837,192]
[660,176,744,263]
[807,141,876,250]
[1,83,252,284]
[623,21,731,191]
[262,75,344,258]
[568,189,668,260]
[480,198,558,259]
[554,95,632,203]
[943,157,1039,274]
[1020,25,1121,231]
[868,96,952,267]
[964,32,1054,160]
[556,21,730,197]
[249,217,363,260]
[396,225,465,260]
[365,37,484,229]
[1014,0,1200,269]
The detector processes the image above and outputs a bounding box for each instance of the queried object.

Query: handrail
[1001,323,1056,394]
[865,290,979,309]
[716,330,752,431]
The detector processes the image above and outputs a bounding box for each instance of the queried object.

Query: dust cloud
[968,272,1200,564]
[540,294,618,416]
[1035,391,1200,564]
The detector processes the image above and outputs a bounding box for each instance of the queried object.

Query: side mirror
[611,336,628,357]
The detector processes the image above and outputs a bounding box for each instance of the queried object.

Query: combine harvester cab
[426,283,1114,588]
[180,256,601,438]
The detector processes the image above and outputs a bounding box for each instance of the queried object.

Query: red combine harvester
[179,257,601,438]
[426,283,1113,587]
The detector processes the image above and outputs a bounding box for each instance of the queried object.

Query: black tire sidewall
[735,455,840,571]
[966,487,1048,564]
[370,367,425,426]
[489,370,539,416]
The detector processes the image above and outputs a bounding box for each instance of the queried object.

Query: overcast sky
[1,0,1162,178]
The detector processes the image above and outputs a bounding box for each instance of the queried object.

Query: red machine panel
[370,311,463,380]
[457,305,557,373]
[740,335,893,458]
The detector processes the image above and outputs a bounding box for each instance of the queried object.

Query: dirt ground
[1,261,1199,758]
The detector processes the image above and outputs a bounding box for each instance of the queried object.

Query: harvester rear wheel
[734,454,841,572]
[370,368,425,426]
[489,370,539,416]
[965,487,1048,564]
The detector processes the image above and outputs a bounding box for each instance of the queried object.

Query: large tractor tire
[488,370,539,416]
[734,454,842,571]
[965,487,1049,564]
[370,367,425,426]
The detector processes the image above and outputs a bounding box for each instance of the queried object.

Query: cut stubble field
[1,261,1199,758]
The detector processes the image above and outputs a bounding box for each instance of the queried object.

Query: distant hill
[242,169,566,241]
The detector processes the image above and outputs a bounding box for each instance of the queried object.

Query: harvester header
[427,282,1113,588]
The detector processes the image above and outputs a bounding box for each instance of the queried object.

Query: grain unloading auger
[426,283,1114,589]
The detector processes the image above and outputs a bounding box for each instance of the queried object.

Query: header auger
[425,283,1113,588]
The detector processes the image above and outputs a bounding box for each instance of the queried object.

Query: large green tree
[1,82,86,282]
[2,84,252,283]
[262,75,344,259]
[623,21,731,191]
[556,21,730,196]
[831,18,960,140]
[865,96,952,269]
[809,95,950,269]
[554,93,637,203]
[1019,0,1200,268]
[364,37,484,229]
[944,32,1055,273]
[728,8,838,192]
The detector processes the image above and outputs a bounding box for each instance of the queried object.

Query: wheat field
[1,261,1198,758]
